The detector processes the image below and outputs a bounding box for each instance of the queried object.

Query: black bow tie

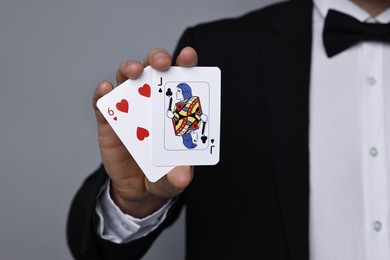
[322,9,390,57]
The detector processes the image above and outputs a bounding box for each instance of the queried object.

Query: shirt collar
[313,0,390,23]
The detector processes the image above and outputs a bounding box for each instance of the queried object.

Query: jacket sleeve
[66,164,185,260]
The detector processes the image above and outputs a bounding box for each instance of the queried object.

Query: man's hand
[92,47,198,218]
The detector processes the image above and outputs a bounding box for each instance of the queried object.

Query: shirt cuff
[95,179,172,243]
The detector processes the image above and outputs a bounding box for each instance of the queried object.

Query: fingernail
[153,52,168,62]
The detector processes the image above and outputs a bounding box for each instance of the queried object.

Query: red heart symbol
[139,84,151,98]
[116,99,129,113]
[136,127,149,141]
[113,117,118,121]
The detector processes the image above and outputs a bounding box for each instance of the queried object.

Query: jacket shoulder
[190,1,311,33]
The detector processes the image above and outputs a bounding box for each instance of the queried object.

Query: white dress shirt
[310,0,390,259]
[96,1,390,259]
[95,180,172,243]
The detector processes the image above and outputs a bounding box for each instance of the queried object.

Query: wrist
[109,184,168,218]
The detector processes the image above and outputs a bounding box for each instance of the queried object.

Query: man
[67,0,390,259]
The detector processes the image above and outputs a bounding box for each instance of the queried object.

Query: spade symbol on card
[116,99,129,113]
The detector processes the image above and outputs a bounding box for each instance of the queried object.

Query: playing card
[151,66,221,166]
[96,66,173,182]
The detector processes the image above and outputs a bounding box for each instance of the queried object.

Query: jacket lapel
[259,2,313,259]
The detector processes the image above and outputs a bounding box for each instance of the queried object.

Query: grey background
[0,0,281,259]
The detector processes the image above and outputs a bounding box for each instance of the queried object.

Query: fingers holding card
[97,66,221,182]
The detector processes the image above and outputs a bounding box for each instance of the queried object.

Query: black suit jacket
[67,1,314,259]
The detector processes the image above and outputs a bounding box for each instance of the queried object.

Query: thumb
[145,166,194,199]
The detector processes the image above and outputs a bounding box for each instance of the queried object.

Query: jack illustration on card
[163,82,209,149]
